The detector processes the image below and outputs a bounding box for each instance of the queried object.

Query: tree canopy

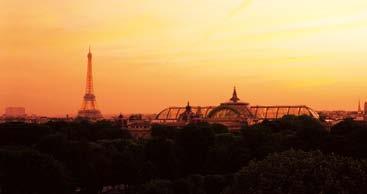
[1,117,367,194]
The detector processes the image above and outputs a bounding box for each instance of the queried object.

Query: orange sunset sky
[2,0,367,116]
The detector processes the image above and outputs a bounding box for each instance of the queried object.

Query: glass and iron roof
[250,105,319,120]
[154,105,319,122]
[153,88,319,123]
[156,106,216,121]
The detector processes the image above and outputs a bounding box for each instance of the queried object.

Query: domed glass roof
[152,88,319,124]
[155,106,215,123]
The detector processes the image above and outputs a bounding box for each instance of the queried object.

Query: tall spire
[86,46,93,94]
[78,46,102,120]
[358,99,362,113]
[87,46,92,60]
[186,101,191,112]
[230,86,240,103]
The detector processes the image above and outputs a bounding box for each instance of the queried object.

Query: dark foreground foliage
[225,150,367,194]
[1,116,367,194]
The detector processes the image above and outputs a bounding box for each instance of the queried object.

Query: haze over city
[5,1,367,194]
[3,0,367,116]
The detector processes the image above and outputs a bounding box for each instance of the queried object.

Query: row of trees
[140,150,367,194]
[1,116,367,193]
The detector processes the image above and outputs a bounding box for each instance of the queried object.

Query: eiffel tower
[77,47,103,120]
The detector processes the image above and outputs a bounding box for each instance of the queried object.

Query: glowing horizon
[2,0,367,116]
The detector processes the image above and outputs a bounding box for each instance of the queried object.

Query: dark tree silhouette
[224,150,367,194]
[0,148,71,194]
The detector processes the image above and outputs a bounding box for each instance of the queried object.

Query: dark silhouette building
[153,87,319,131]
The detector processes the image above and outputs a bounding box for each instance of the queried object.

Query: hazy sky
[2,0,367,116]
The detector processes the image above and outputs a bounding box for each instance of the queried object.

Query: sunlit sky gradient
[2,0,367,116]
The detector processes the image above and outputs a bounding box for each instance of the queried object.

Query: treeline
[1,116,367,194]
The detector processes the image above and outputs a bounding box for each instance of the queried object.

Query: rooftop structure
[153,87,319,130]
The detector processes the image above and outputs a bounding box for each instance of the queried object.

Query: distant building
[178,102,202,123]
[126,114,151,139]
[77,47,103,120]
[363,101,367,121]
[153,87,319,131]
[356,100,364,121]
[4,107,26,119]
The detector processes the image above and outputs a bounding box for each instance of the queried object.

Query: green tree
[210,123,229,134]
[224,150,367,194]
[138,179,174,194]
[0,122,52,146]
[206,133,242,173]
[257,115,327,151]
[175,123,215,175]
[0,148,71,194]
[145,138,180,179]
[328,119,367,159]
[241,124,281,158]
[35,133,71,162]
[151,125,179,139]
[203,174,232,194]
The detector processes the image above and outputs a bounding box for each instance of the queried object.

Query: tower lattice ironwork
[77,47,103,119]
